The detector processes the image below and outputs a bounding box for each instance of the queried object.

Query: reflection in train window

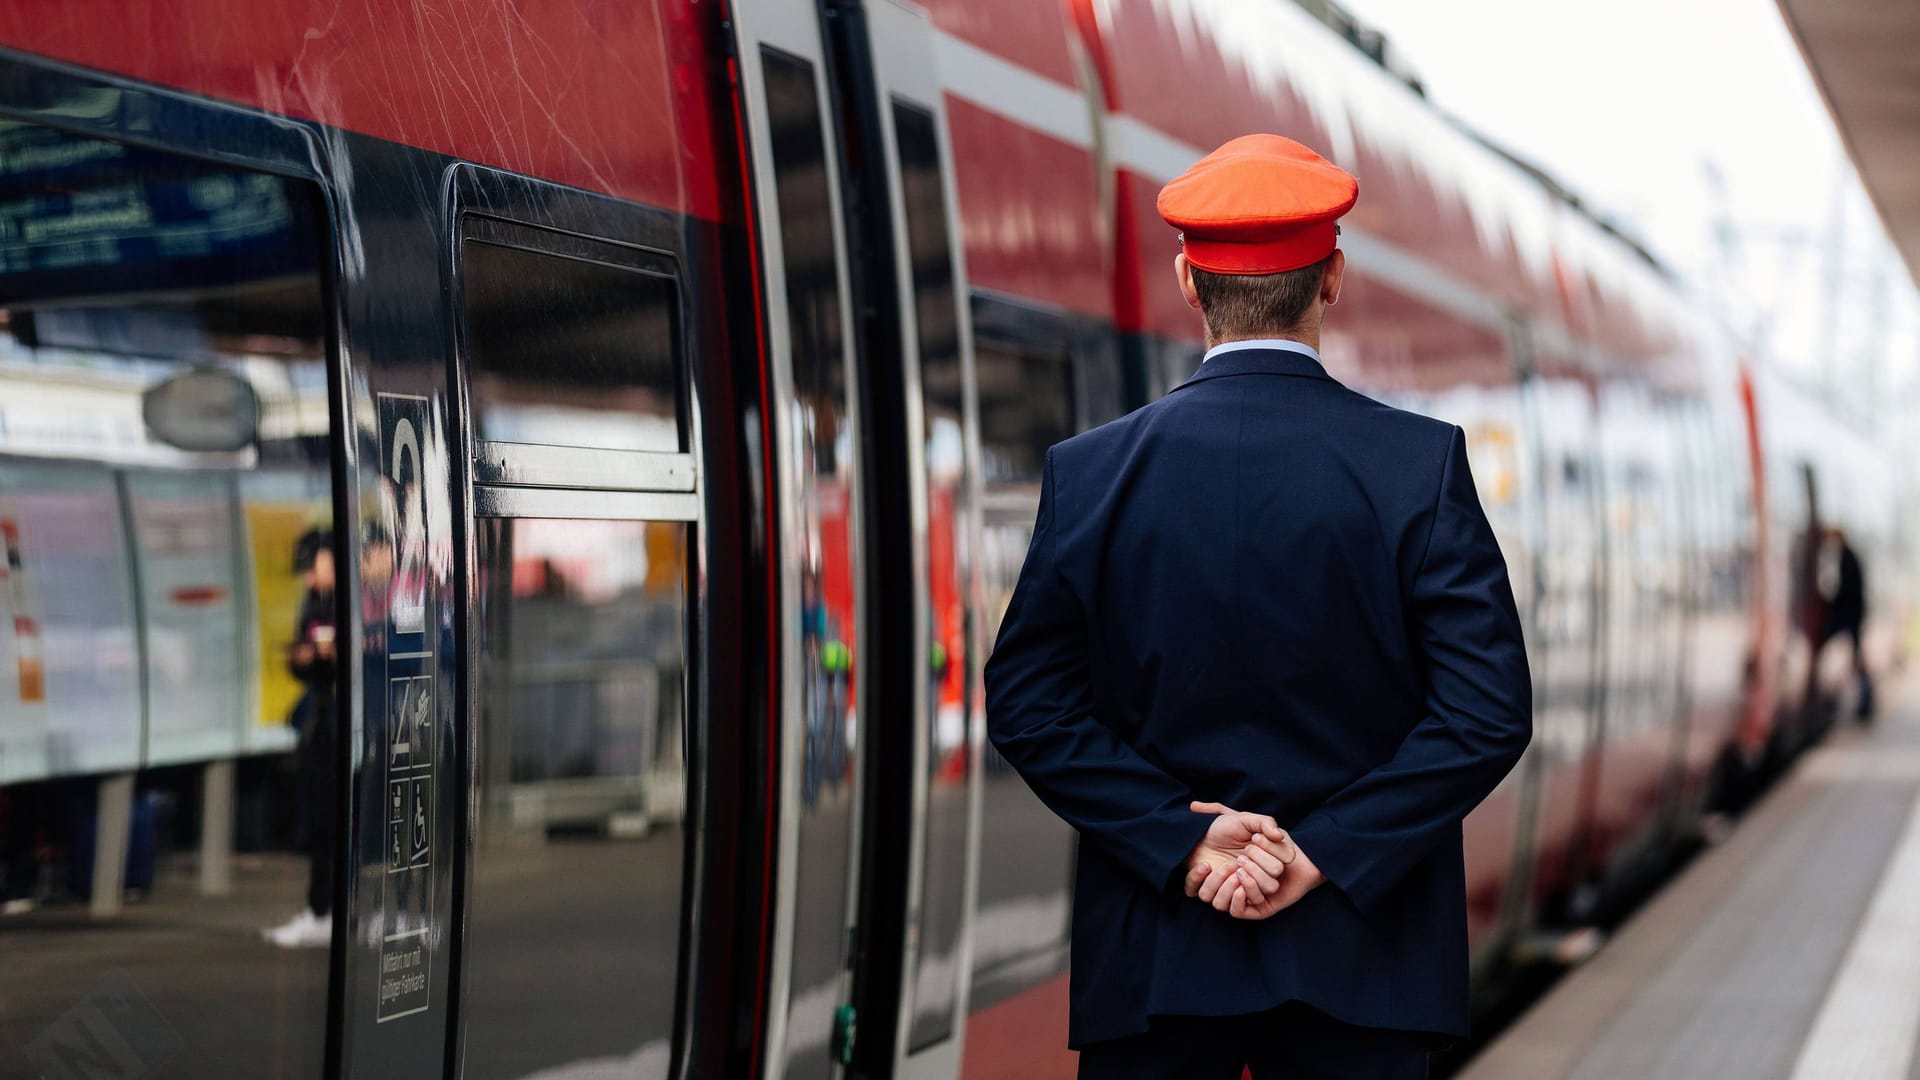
[461,229,683,454]
[971,325,1079,1011]
[975,339,1073,487]
[761,46,863,1077]
[464,517,689,1080]
[0,120,335,1077]
[895,99,971,1051]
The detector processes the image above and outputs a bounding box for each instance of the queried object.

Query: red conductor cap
[1156,134,1359,275]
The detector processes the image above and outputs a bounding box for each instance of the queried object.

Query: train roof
[1086,0,1708,369]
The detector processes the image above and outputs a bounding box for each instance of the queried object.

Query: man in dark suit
[984,135,1532,1078]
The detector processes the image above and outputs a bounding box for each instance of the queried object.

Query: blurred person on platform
[0,784,44,916]
[265,528,339,948]
[985,135,1531,1078]
[1819,526,1874,720]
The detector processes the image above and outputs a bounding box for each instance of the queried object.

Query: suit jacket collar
[1172,346,1336,391]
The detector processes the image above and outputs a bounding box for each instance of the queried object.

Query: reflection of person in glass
[797,555,855,808]
[0,783,45,916]
[265,528,338,948]
[801,564,828,807]
[1818,526,1874,721]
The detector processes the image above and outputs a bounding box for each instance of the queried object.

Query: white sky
[1335,0,1918,431]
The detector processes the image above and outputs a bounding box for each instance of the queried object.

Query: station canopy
[1778,0,1920,286]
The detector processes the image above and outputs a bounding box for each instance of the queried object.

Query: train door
[726,3,872,1076]
[830,4,986,1076]
[1653,395,1707,830]
[1463,324,1552,969]
[1777,460,1826,746]
[441,184,709,1080]
[1670,395,1742,822]
[1587,382,1689,890]
[1518,370,1608,918]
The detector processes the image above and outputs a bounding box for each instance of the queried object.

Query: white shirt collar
[1202,337,1322,365]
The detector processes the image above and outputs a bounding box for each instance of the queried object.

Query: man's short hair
[1190,254,1332,340]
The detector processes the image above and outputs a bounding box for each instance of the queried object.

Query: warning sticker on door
[385,676,432,875]
[375,392,436,1025]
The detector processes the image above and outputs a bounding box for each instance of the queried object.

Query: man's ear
[1322,248,1346,307]
[1175,252,1202,310]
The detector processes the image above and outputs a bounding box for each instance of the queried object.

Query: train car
[0,1,1907,1079]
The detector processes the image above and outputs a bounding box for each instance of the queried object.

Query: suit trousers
[1076,1002,1431,1079]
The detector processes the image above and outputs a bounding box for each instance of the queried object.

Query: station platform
[1461,679,1920,1080]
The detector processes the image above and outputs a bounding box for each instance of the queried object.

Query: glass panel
[461,235,682,453]
[1518,374,1603,905]
[1681,395,1753,780]
[893,100,972,1049]
[464,517,689,1080]
[0,119,334,1078]
[974,340,1072,487]
[761,46,860,1077]
[971,329,1077,1010]
[128,470,249,768]
[0,462,141,777]
[1593,383,1688,856]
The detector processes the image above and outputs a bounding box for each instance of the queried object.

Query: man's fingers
[1241,842,1286,882]
[1252,832,1297,865]
[1196,864,1231,904]
[1237,812,1280,835]
[1235,855,1281,894]
[1184,863,1209,898]
[1237,877,1283,921]
[1229,883,1248,918]
[1190,800,1233,816]
[1233,872,1278,920]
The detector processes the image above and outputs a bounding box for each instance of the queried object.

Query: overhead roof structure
[1777,0,1920,286]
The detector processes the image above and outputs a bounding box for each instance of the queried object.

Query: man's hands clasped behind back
[1181,801,1325,921]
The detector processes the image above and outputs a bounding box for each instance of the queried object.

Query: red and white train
[0,0,1908,1077]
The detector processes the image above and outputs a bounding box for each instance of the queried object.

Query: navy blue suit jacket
[983,346,1532,1047]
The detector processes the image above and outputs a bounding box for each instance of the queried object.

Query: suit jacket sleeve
[985,449,1214,892]
[1289,425,1533,914]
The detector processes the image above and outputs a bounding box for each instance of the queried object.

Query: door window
[453,203,698,1078]
[971,327,1080,1009]
[893,99,975,1051]
[461,218,684,455]
[760,45,864,1076]
[461,517,690,1080]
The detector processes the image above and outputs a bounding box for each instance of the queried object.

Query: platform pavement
[1460,679,1920,1080]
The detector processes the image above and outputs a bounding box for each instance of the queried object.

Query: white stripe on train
[931,27,1636,372]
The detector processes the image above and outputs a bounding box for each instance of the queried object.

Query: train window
[970,322,1080,1010]
[894,99,970,1050]
[760,45,863,1075]
[0,120,335,1077]
[460,219,683,455]
[975,339,1074,486]
[463,517,689,1080]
